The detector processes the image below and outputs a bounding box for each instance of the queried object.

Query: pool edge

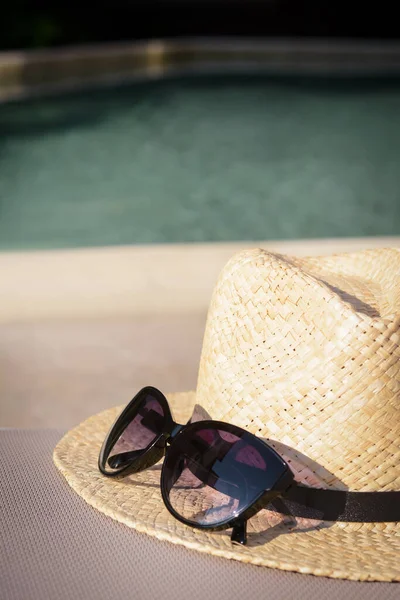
[1,238,399,323]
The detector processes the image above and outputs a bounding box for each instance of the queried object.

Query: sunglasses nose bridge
[168,423,183,442]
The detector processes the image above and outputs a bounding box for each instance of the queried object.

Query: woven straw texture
[197,248,400,491]
[54,248,400,582]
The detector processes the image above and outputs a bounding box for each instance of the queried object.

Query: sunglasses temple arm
[230,519,247,545]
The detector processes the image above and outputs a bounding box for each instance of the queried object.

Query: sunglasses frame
[98,386,294,544]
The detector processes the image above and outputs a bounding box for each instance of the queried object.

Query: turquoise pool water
[1,75,400,250]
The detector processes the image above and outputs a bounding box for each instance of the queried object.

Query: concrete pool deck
[2,237,400,322]
[2,39,400,102]
[1,237,399,428]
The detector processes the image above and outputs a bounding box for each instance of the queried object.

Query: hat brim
[53,391,400,582]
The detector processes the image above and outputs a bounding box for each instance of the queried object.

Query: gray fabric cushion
[1,430,398,600]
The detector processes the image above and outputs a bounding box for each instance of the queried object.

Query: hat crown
[196,248,400,491]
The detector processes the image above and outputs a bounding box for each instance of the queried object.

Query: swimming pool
[1,74,400,250]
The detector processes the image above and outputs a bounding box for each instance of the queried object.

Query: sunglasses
[98,386,294,545]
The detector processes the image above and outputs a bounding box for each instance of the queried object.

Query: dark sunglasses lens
[107,392,166,470]
[163,425,273,526]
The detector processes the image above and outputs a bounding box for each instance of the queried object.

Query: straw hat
[54,247,400,582]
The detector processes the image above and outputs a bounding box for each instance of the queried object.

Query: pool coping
[1,238,399,323]
[2,38,400,102]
